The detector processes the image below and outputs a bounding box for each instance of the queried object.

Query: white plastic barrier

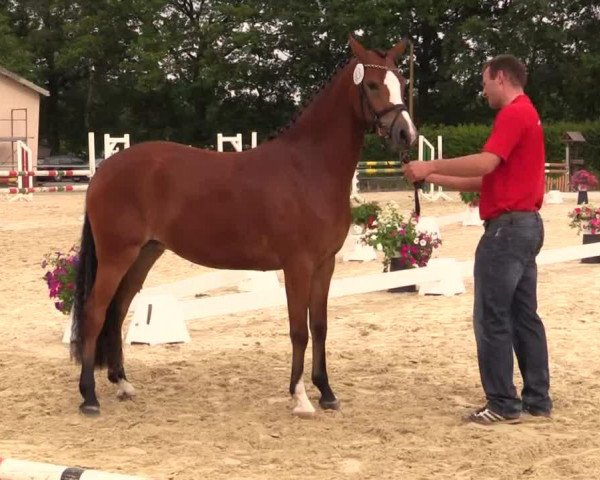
[418,135,452,202]
[217,132,257,152]
[179,241,600,321]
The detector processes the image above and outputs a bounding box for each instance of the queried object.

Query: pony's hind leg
[309,255,339,410]
[106,241,165,400]
[79,246,141,416]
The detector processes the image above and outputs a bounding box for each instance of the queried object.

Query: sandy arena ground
[1,190,599,480]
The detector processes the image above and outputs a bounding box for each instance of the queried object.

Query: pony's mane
[266,47,391,140]
[267,56,352,140]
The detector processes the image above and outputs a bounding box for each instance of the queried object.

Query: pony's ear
[348,35,368,62]
[388,37,410,61]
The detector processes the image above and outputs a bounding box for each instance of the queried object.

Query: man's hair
[483,54,527,88]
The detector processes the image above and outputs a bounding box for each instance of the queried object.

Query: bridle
[355,62,422,216]
[357,64,408,139]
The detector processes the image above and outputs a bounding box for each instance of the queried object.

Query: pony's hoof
[116,381,136,400]
[319,398,341,410]
[292,408,316,419]
[116,390,134,401]
[79,403,100,416]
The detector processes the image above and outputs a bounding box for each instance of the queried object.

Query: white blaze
[384,71,417,144]
[384,71,404,106]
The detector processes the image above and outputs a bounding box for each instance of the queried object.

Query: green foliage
[350,201,381,226]
[0,0,599,157]
[543,122,600,173]
[417,124,492,158]
[360,122,600,176]
[0,11,33,74]
[459,191,480,207]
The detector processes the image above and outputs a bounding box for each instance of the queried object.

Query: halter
[355,63,422,216]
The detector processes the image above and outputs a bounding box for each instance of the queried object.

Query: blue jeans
[474,211,552,416]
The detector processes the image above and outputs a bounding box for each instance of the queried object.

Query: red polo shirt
[479,94,546,220]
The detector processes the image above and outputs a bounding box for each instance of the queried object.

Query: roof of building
[563,131,586,143]
[0,65,50,97]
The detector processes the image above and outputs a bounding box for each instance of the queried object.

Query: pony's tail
[71,213,97,363]
[71,213,124,369]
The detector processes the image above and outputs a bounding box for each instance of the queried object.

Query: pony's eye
[367,82,379,91]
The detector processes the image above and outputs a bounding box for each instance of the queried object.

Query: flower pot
[462,205,483,226]
[577,190,589,205]
[350,223,366,235]
[581,233,600,264]
[386,257,417,293]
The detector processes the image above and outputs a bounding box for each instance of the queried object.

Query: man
[402,54,552,425]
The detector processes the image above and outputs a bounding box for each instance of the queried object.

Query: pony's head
[349,36,417,151]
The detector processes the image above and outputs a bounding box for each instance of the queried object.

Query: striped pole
[0,457,149,480]
[0,170,92,178]
[2,137,99,199]
[8,185,88,194]
[357,161,403,167]
[357,168,403,175]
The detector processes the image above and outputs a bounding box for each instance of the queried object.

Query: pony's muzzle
[389,117,418,151]
[376,107,417,152]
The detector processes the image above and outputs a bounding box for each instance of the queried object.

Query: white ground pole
[0,456,150,480]
[178,242,600,322]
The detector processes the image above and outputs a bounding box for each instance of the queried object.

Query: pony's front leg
[309,256,339,410]
[284,259,315,417]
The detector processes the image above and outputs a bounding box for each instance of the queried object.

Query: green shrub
[459,192,480,207]
[350,201,381,226]
[361,121,600,175]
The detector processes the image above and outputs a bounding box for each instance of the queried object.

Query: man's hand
[402,161,433,183]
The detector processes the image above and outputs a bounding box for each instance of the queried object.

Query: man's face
[482,67,503,109]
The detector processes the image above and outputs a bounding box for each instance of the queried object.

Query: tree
[1,0,598,154]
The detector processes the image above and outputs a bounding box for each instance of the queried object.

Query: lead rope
[400,150,422,217]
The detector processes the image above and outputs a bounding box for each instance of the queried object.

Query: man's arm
[403,152,501,182]
[427,152,500,177]
[425,175,482,192]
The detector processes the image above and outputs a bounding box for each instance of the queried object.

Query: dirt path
[1,191,599,479]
